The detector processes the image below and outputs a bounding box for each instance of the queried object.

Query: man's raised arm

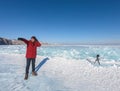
[18,38,29,44]
[34,37,41,47]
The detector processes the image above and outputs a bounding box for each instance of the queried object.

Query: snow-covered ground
[0,45,120,91]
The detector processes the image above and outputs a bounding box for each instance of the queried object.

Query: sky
[0,0,120,43]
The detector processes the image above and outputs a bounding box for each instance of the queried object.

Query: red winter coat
[22,39,41,58]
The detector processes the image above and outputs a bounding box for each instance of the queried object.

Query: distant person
[94,54,100,65]
[18,36,41,80]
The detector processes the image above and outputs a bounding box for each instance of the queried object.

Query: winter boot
[32,71,38,76]
[24,74,28,80]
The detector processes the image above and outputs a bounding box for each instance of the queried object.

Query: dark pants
[26,58,36,74]
[94,59,100,65]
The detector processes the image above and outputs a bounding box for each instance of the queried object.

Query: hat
[31,36,37,41]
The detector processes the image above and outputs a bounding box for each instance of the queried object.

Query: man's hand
[18,38,22,40]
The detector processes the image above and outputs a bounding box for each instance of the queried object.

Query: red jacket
[22,38,41,58]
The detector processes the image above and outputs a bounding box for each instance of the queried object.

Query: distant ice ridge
[0,45,120,61]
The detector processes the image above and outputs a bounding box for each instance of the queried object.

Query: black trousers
[26,58,36,74]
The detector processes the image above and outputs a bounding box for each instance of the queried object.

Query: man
[94,54,100,65]
[18,36,41,80]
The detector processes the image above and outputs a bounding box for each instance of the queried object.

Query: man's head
[31,36,37,42]
[97,54,100,58]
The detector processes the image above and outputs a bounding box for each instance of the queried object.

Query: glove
[18,38,24,41]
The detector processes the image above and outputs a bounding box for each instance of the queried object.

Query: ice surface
[0,45,120,91]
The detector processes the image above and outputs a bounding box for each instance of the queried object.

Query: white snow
[0,52,120,91]
[0,45,120,91]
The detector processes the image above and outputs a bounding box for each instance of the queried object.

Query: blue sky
[0,0,120,43]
